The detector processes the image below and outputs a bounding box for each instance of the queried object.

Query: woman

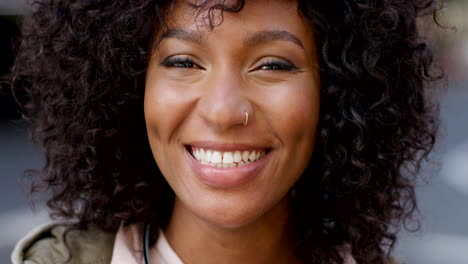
[10,0,441,263]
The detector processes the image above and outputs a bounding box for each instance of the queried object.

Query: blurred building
[426,0,468,81]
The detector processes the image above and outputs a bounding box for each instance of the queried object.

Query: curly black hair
[11,0,442,263]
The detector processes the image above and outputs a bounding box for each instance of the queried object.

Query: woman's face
[145,0,320,228]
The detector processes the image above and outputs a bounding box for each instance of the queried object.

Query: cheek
[267,78,320,146]
[144,87,167,142]
[273,81,320,188]
[144,75,198,182]
[144,74,195,143]
[143,80,168,168]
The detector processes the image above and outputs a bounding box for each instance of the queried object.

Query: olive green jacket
[11,222,116,264]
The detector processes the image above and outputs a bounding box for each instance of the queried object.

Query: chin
[202,209,265,229]
[190,192,286,230]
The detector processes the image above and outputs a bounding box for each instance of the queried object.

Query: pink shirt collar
[109,223,356,264]
[110,223,183,264]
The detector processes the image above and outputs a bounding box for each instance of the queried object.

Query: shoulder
[11,222,116,264]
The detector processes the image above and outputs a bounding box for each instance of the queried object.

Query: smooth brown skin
[144,0,320,263]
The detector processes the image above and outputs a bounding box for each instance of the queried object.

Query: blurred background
[0,0,467,263]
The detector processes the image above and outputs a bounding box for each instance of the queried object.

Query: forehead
[160,0,314,45]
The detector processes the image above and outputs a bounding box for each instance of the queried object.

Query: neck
[162,197,300,264]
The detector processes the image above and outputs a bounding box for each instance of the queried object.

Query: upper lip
[185,141,272,152]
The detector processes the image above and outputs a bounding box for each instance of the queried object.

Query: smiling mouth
[186,146,269,168]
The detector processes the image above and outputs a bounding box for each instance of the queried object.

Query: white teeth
[205,150,212,163]
[234,151,242,162]
[242,151,249,162]
[249,151,256,162]
[191,147,266,168]
[212,151,222,163]
[223,152,234,163]
[199,149,205,161]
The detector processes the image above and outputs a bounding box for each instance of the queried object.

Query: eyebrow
[158,28,207,46]
[158,28,304,49]
[244,30,304,49]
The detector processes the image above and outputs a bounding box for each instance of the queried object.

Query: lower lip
[185,148,270,188]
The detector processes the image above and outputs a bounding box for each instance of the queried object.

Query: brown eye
[258,59,297,71]
[161,57,200,69]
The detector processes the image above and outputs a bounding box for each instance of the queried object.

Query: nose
[197,69,253,131]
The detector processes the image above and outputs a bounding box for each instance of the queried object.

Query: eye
[257,59,297,71]
[161,56,201,69]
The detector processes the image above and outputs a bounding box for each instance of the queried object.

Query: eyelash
[258,59,297,71]
[161,57,199,69]
[160,57,297,72]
